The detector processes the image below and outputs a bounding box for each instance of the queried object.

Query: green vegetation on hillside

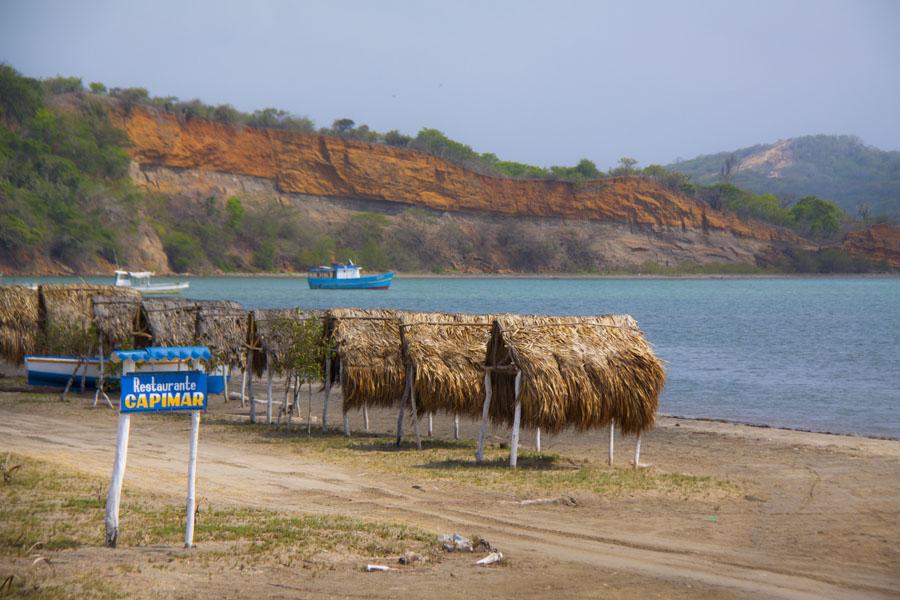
[0,66,891,275]
[669,135,900,217]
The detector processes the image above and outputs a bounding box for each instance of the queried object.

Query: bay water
[8,275,899,438]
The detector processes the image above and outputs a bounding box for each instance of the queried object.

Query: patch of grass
[206,420,739,499]
[0,455,437,577]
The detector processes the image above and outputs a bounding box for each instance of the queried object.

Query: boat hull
[25,356,228,392]
[307,272,394,290]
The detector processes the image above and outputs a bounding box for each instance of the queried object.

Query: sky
[1,0,898,169]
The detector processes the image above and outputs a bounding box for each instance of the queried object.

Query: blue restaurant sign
[120,371,208,413]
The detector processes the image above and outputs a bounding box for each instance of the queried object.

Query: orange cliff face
[111,106,794,242]
[842,224,900,269]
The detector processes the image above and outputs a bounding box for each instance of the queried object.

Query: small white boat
[115,270,189,294]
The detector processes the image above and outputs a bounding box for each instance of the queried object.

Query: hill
[1,66,897,275]
[668,135,900,217]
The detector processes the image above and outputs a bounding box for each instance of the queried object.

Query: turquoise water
[7,275,899,438]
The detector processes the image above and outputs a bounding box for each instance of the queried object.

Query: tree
[790,196,843,239]
[332,118,355,135]
[720,153,738,182]
[383,129,412,147]
[89,82,107,95]
[610,157,639,176]
[574,158,600,180]
[0,64,43,124]
[42,76,83,94]
[279,316,331,434]
[225,196,245,230]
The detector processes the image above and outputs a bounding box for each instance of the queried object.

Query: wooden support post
[395,380,409,448]
[306,379,313,436]
[105,358,134,548]
[509,371,522,468]
[265,353,273,425]
[608,421,615,466]
[248,353,256,424]
[79,352,89,393]
[223,366,231,403]
[61,357,84,402]
[293,373,302,415]
[535,427,542,453]
[475,371,492,463]
[283,372,292,413]
[427,412,433,437]
[93,338,113,409]
[240,368,248,408]
[363,404,370,432]
[343,411,350,437]
[633,433,642,469]
[407,367,422,450]
[453,413,460,440]
[184,410,200,548]
[322,357,332,432]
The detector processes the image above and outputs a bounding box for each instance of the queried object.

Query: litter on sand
[475,551,503,566]
[439,533,473,552]
[366,564,390,572]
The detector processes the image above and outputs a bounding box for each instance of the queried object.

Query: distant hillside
[668,135,900,217]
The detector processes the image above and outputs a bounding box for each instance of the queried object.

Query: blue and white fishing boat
[307,260,394,290]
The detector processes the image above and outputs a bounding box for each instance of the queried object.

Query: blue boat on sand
[307,260,394,290]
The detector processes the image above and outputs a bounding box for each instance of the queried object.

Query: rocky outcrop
[842,224,900,268]
[112,106,796,243]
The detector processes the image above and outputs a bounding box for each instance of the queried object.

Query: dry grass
[138,297,199,347]
[400,312,493,417]
[92,293,142,350]
[0,453,438,598]
[195,300,247,368]
[0,285,39,365]
[486,315,666,435]
[328,309,405,411]
[204,419,738,500]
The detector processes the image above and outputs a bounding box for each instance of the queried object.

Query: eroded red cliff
[111,107,795,242]
[842,224,900,268]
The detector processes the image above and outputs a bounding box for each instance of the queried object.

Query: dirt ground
[1,383,898,599]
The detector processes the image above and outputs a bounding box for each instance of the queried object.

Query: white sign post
[105,348,209,549]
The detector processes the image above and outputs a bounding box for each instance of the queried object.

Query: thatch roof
[326,308,404,411]
[38,284,137,355]
[0,285,40,364]
[399,312,494,416]
[196,300,248,368]
[249,308,324,374]
[484,315,665,435]
[92,293,142,350]
[138,297,199,347]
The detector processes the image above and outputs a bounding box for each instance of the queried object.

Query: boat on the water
[307,260,394,290]
[115,270,189,294]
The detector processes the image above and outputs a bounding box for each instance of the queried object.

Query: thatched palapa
[39,284,138,356]
[196,300,248,368]
[399,312,494,416]
[0,285,40,364]
[137,297,199,347]
[326,308,404,411]
[249,308,323,375]
[484,315,665,435]
[92,293,142,350]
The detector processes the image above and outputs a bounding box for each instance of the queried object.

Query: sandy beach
[1,383,897,599]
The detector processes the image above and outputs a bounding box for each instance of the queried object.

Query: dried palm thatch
[196,300,247,368]
[326,308,404,411]
[249,308,323,375]
[485,315,665,435]
[38,284,135,356]
[0,285,40,364]
[399,312,494,416]
[92,293,142,350]
[137,297,199,347]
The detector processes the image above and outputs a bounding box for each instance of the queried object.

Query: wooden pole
[61,357,84,401]
[395,379,409,447]
[283,372,292,413]
[248,353,256,424]
[322,357,332,432]
[608,421,615,466]
[509,371,522,468]
[363,404,370,432]
[475,371,492,463]
[535,427,542,452]
[223,366,231,403]
[265,353,273,425]
[307,379,313,436]
[633,433,642,468]
[293,372,301,415]
[406,367,422,450]
[79,344,91,393]
[427,412,433,437]
[184,410,200,548]
[453,414,460,440]
[105,358,134,548]
[93,337,113,409]
[240,368,248,408]
[340,363,350,437]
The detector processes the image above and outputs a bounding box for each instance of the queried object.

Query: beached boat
[307,260,394,290]
[115,270,189,294]
[25,355,229,392]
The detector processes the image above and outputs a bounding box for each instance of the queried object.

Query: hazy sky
[1,0,898,168]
